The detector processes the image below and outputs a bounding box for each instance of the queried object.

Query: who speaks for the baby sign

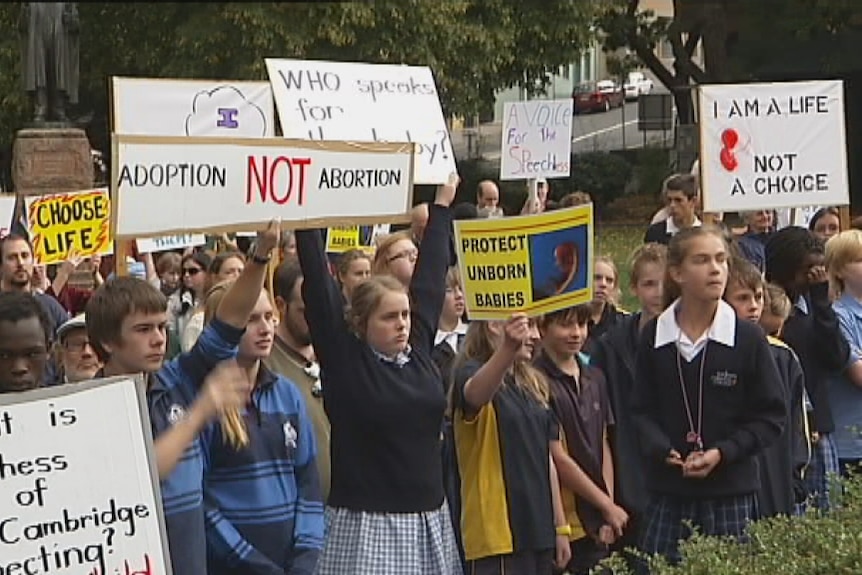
[698,80,849,213]
[0,377,171,575]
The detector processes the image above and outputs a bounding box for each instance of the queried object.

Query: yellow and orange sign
[26,189,112,264]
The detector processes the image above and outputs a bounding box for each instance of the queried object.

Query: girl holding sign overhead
[295,174,462,574]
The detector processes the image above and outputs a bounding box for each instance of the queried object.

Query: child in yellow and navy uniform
[452,315,570,575]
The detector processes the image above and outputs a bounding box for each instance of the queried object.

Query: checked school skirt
[638,493,758,565]
[314,503,463,575]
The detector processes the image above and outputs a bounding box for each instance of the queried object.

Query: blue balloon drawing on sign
[184,85,267,137]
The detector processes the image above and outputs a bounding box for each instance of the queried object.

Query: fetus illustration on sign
[184,85,268,137]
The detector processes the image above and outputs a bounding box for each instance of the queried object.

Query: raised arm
[462,314,527,415]
[175,221,280,382]
[295,227,350,370]
[409,175,457,353]
[809,280,850,371]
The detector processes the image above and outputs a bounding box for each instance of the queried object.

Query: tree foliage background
[0,0,601,156]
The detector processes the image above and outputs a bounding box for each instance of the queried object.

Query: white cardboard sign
[0,195,16,239]
[113,136,415,239]
[699,80,849,213]
[265,58,456,185]
[111,77,275,138]
[137,234,207,254]
[0,377,171,575]
[500,99,573,180]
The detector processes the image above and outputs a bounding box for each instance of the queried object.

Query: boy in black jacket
[765,227,849,511]
[724,257,809,516]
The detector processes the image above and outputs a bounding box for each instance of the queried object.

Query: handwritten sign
[500,99,573,180]
[26,189,112,264]
[113,135,415,239]
[112,78,274,138]
[699,80,849,212]
[0,195,16,239]
[453,205,594,321]
[137,234,207,254]
[325,224,389,254]
[265,58,455,185]
[0,377,171,575]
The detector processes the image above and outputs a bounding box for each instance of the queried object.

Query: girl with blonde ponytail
[200,266,324,574]
[451,314,571,575]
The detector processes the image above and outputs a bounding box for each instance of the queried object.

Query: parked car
[624,72,654,100]
[573,80,625,114]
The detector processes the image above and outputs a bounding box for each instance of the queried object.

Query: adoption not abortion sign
[265,58,456,185]
[0,377,171,575]
[453,205,594,321]
[112,135,415,239]
[698,80,849,213]
[500,99,573,180]
[26,189,113,265]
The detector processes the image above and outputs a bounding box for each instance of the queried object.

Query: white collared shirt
[654,298,737,362]
[665,216,703,236]
[435,321,468,354]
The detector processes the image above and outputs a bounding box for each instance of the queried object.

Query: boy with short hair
[724,257,809,516]
[536,304,628,575]
[592,244,666,521]
[0,291,53,393]
[86,224,280,575]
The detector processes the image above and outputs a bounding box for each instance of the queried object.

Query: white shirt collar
[665,216,702,235]
[654,298,737,349]
[435,321,468,352]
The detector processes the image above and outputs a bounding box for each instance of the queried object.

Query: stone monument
[13,2,92,197]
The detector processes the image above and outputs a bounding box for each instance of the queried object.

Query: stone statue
[20,2,80,125]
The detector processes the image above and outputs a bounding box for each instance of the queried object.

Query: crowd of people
[0,171,860,575]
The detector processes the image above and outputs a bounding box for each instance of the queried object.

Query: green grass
[595,224,644,312]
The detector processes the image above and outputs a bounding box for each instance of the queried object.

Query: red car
[573,80,625,114]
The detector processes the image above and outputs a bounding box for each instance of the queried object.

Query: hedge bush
[604,475,862,575]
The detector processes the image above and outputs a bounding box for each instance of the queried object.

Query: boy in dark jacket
[592,243,667,542]
[724,257,809,516]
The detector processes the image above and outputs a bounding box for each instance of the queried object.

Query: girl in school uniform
[296,175,462,575]
[583,256,627,355]
[451,314,571,575]
[631,226,786,565]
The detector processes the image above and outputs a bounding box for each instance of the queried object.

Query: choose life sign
[0,377,171,575]
[698,80,849,213]
[500,99,573,181]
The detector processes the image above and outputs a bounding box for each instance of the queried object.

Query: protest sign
[137,234,207,254]
[454,205,594,321]
[500,99,573,180]
[265,58,455,185]
[325,224,390,254]
[112,135,415,239]
[0,377,171,575]
[0,195,16,239]
[26,189,112,265]
[698,80,849,213]
[112,77,274,138]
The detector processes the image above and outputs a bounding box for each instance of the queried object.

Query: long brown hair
[662,225,730,309]
[449,321,549,416]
